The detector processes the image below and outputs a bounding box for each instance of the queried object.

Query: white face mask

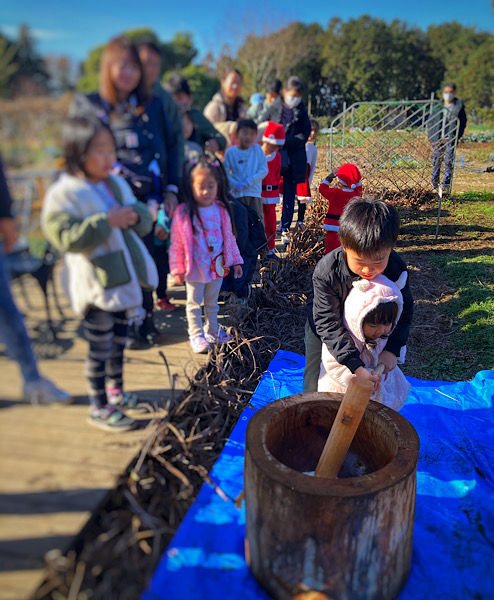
[443,92,454,103]
[284,95,301,109]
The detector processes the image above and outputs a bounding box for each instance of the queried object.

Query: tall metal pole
[342,101,347,148]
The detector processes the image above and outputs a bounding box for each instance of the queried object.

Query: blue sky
[2,0,493,63]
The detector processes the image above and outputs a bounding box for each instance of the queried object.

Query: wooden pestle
[315,365,385,479]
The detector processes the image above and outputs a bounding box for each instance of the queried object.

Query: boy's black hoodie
[309,247,413,374]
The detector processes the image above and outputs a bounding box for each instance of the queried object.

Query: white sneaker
[24,377,72,406]
[190,334,211,354]
[281,231,291,245]
[205,329,232,344]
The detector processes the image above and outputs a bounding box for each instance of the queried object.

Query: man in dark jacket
[258,76,311,242]
[427,82,467,190]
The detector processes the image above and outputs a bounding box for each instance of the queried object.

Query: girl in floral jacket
[170,155,243,353]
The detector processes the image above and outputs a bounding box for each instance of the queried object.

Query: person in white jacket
[42,117,158,431]
[318,272,411,411]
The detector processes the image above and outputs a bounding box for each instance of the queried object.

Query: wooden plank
[0,513,91,540]
[0,271,206,600]
[0,405,152,436]
[0,570,45,600]
[0,435,147,467]
[0,455,130,492]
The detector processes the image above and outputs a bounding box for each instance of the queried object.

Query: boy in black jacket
[304,197,413,392]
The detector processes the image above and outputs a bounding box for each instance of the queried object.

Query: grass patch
[428,254,494,372]
[444,192,494,223]
[454,190,494,202]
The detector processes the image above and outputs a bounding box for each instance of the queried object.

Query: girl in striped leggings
[42,117,158,431]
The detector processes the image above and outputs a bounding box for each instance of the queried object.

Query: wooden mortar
[244,392,420,600]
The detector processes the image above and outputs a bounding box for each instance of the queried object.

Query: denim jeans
[432,140,455,186]
[0,246,40,383]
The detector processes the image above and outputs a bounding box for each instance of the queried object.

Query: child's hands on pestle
[377,350,397,380]
[355,366,381,390]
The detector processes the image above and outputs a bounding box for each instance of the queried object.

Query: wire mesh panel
[326,101,460,196]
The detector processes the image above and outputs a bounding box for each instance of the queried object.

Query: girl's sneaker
[106,387,140,409]
[190,334,211,354]
[87,405,136,432]
[205,329,232,344]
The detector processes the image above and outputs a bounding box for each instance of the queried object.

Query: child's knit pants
[83,308,129,408]
[185,278,223,339]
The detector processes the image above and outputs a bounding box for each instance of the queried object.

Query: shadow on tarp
[141,351,494,600]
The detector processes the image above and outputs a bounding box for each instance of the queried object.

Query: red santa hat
[337,163,362,191]
[262,121,286,146]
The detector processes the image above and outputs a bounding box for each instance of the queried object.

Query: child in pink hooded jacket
[169,155,243,354]
[318,272,411,410]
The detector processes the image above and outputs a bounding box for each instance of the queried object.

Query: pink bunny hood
[343,272,408,343]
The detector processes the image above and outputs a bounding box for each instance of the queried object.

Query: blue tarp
[142,350,494,600]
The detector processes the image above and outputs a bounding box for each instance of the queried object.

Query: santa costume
[319,163,362,254]
[261,121,285,251]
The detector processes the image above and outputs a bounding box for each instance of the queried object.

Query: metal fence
[325,100,460,196]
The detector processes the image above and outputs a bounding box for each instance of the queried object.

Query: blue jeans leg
[431,143,444,186]
[281,176,297,231]
[0,248,40,383]
[443,142,455,184]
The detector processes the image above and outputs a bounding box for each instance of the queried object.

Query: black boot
[138,311,160,345]
[125,322,150,350]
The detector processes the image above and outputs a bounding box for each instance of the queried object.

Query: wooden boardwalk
[0,270,206,600]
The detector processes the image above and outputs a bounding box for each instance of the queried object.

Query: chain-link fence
[324,100,460,196]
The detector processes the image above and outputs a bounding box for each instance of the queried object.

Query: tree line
[1,17,493,118]
[216,17,493,117]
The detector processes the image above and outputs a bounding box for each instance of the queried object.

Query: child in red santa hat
[319,163,362,254]
[260,121,285,259]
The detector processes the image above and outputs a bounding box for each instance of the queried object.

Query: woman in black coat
[258,76,311,239]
